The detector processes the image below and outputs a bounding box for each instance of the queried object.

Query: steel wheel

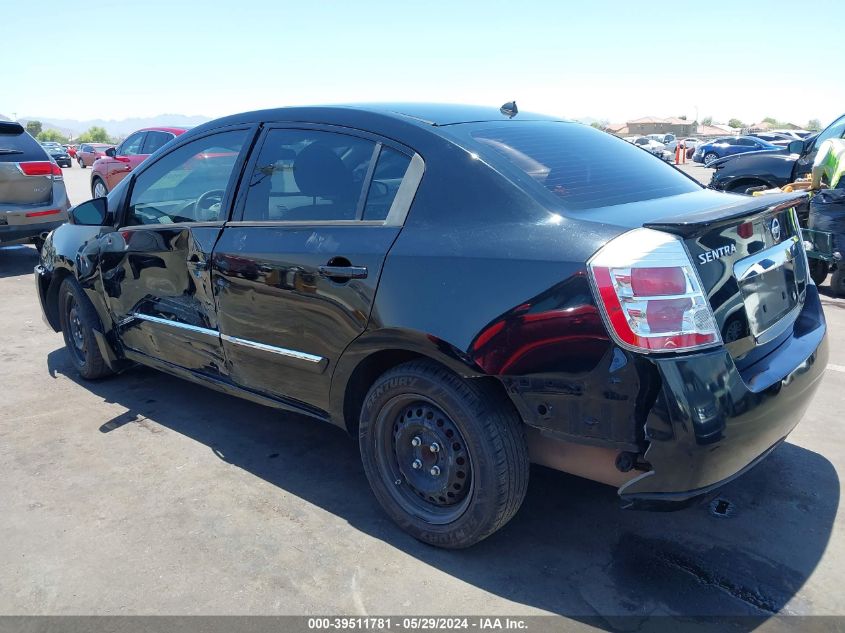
[375,395,473,524]
[65,295,88,365]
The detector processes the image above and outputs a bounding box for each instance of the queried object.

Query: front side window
[120,132,146,156]
[464,121,699,211]
[242,129,377,222]
[815,115,845,145]
[126,129,247,226]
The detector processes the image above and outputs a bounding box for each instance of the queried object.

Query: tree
[762,116,780,125]
[37,129,69,143]
[25,120,42,137]
[728,118,745,129]
[807,118,821,131]
[678,115,687,120]
[701,116,713,126]
[76,126,113,143]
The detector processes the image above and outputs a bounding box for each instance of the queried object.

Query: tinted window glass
[127,129,247,226]
[0,127,47,163]
[142,131,174,154]
[815,115,845,145]
[363,147,411,221]
[243,129,375,221]
[464,122,699,210]
[120,132,145,156]
[735,138,756,146]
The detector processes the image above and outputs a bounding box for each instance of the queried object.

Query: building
[625,116,697,137]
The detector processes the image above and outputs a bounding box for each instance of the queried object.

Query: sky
[3,0,842,128]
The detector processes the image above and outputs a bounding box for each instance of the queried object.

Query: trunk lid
[0,122,54,207]
[646,192,809,365]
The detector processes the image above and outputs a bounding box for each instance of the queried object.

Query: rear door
[101,126,253,375]
[212,125,423,412]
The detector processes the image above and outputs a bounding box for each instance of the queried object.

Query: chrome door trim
[125,313,219,338]
[220,333,323,363]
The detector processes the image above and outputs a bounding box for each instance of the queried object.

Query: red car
[90,127,187,197]
[76,143,113,168]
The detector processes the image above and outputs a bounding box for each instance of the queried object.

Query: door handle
[318,265,368,280]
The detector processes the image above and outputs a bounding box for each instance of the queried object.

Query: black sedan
[34,104,828,548]
[39,141,72,168]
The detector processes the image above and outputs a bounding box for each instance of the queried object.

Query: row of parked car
[623,129,814,165]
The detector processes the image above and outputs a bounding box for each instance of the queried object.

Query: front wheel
[58,277,114,380]
[704,152,718,165]
[359,360,529,548]
[831,267,845,298]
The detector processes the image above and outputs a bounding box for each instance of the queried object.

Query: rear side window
[363,146,411,221]
[142,131,173,154]
[242,129,377,222]
[0,123,48,163]
[465,122,699,210]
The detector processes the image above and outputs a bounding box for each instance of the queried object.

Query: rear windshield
[0,125,48,163]
[459,121,699,210]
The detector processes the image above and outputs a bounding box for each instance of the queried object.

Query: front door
[212,126,421,412]
[100,127,252,375]
[102,131,147,190]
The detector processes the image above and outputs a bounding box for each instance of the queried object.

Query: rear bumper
[619,284,828,505]
[0,218,66,243]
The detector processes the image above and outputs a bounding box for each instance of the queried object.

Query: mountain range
[0,113,211,138]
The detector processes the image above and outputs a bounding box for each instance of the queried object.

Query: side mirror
[787,139,806,154]
[70,197,109,226]
[105,147,117,158]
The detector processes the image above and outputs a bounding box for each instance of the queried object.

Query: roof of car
[201,103,562,130]
[134,127,189,134]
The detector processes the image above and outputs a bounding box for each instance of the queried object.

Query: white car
[625,136,673,161]
[666,137,700,153]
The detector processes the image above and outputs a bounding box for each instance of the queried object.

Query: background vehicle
[0,122,69,251]
[76,143,113,168]
[710,114,845,192]
[749,132,794,147]
[90,127,186,197]
[35,104,827,549]
[772,129,812,140]
[647,133,675,145]
[693,136,781,165]
[666,137,700,158]
[625,135,672,160]
[40,141,72,167]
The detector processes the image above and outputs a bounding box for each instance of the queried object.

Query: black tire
[359,360,529,548]
[704,152,718,165]
[58,277,113,380]
[78,158,86,169]
[808,258,830,287]
[32,237,45,254]
[831,267,845,298]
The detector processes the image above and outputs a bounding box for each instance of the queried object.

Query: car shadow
[46,348,839,623]
[0,244,38,278]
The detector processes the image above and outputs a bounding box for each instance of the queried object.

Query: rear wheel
[831,267,845,298]
[92,178,108,199]
[78,157,86,169]
[704,152,718,165]
[58,277,113,380]
[808,258,830,287]
[359,360,529,548]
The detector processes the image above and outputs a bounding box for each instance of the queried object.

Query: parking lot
[1,163,844,622]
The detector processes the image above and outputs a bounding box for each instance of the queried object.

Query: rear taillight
[17,161,63,180]
[588,228,720,352]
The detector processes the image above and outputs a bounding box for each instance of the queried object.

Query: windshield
[458,121,700,211]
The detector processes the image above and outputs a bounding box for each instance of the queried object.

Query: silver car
[0,122,70,251]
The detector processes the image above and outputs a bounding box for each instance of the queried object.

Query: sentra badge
[698,244,737,264]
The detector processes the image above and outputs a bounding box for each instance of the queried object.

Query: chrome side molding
[220,334,324,363]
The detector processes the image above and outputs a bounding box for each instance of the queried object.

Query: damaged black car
[35,104,828,548]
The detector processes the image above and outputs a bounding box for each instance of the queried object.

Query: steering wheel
[194,189,225,221]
